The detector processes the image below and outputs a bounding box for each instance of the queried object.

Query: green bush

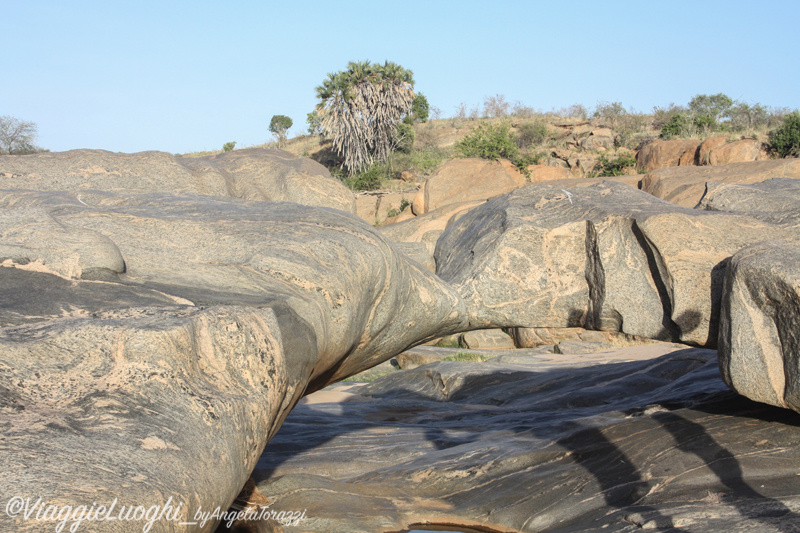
[222,141,236,152]
[393,122,415,153]
[593,153,638,177]
[769,111,800,158]
[516,121,549,149]
[455,122,520,161]
[340,162,386,191]
[660,113,692,139]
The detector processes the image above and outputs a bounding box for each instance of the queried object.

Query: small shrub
[222,141,236,152]
[455,122,520,161]
[399,198,410,212]
[769,111,800,158]
[393,122,415,153]
[592,153,638,177]
[517,121,550,149]
[341,162,386,191]
[660,113,692,139]
[386,208,400,218]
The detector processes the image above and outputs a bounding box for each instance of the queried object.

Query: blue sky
[4,0,799,154]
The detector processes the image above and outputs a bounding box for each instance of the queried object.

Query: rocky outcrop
[0,147,356,213]
[707,139,766,166]
[641,159,800,207]
[636,139,702,172]
[411,158,526,214]
[718,241,800,413]
[698,178,800,227]
[252,343,800,532]
[434,181,797,346]
[0,190,466,532]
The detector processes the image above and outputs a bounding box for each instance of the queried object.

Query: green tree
[306,111,322,135]
[409,93,430,123]
[0,116,40,154]
[269,115,293,147]
[688,93,734,132]
[222,141,236,152]
[315,60,415,175]
[769,111,800,158]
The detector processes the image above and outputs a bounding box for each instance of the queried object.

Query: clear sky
[4,0,799,154]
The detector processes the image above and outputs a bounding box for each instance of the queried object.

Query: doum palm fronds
[315,60,415,175]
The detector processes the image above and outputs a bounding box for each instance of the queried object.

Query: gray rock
[0,190,466,532]
[434,181,796,346]
[252,345,800,532]
[0,147,356,213]
[718,241,800,413]
[698,178,800,227]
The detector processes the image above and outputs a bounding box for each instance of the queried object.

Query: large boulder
[0,190,466,532]
[434,181,796,346]
[636,139,702,172]
[697,136,729,165]
[0,147,356,213]
[411,158,526,214]
[640,159,800,207]
[707,139,767,166]
[718,241,800,413]
[698,178,800,227]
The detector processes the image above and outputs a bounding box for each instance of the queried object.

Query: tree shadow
[248,350,800,532]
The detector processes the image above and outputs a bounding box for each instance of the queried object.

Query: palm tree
[315,61,415,175]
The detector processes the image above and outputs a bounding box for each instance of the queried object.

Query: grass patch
[442,351,490,362]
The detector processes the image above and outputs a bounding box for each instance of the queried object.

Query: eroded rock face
[434,181,796,346]
[0,147,356,213]
[253,344,800,532]
[0,190,466,532]
[718,241,800,413]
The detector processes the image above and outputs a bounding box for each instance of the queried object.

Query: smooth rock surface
[698,178,800,227]
[636,139,701,172]
[0,147,356,213]
[718,241,800,413]
[411,158,526,215]
[252,344,800,532]
[0,190,466,532]
[434,181,797,346]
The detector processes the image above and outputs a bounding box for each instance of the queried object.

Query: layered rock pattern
[0,147,356,213]
[435,181,797,346]
[0,190,466,532]
[254,345,800,532]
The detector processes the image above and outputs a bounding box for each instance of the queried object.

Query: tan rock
[641,159,800,207]
[528,165,573,182]
[412,158,527,214]
[697,136,728,165]
[636,139,702,172]
[708,139,766,166]
[460,329,516,349]
[399,170,416,182]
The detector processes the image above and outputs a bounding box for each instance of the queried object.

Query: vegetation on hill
[0,116,47,155]
[176,89,799,190]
